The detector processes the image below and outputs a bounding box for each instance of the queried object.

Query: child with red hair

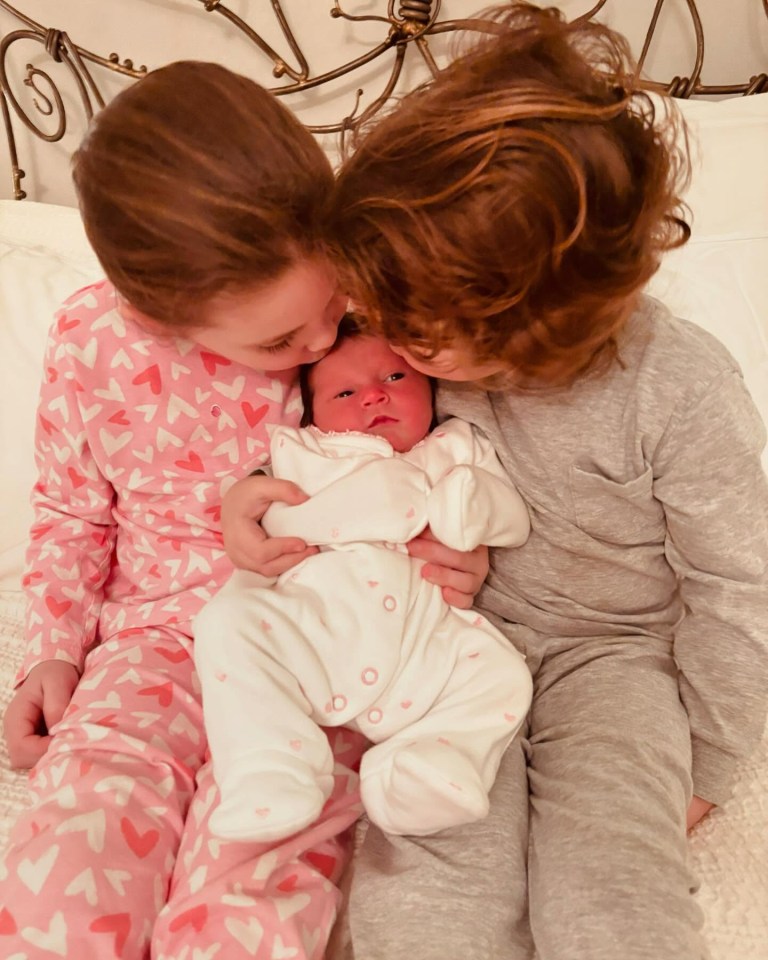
[229,6,768,959]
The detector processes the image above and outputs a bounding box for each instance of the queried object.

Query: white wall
[0,0,766,204]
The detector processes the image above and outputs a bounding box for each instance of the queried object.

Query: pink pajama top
[19,280,300,683]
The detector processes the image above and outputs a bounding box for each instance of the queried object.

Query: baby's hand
[407,527,490,609]
[3,661,79,769]
[222,474,319,576]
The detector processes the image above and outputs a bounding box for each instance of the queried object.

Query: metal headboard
[1,0,767,200]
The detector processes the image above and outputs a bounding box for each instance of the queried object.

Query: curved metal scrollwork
[0,0,766,199]
[0,2,147,197]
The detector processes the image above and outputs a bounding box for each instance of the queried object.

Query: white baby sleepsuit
[195,417,532,841]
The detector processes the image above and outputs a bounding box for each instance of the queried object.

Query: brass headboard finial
[0,0,766,199]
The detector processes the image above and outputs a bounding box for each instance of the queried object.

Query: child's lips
[368,415,397,428]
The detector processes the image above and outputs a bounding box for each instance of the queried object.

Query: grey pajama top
[437,295,768,805]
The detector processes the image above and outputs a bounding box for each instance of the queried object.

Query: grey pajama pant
[329,630,706,960]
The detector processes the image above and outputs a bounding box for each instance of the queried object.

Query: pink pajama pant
[0,626,365,959]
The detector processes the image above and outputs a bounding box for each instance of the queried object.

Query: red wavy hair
[330,3,691,387]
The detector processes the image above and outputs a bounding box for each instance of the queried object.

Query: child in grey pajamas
[318,8,768,959]
[235,8,768,960]
[195,327,532,842]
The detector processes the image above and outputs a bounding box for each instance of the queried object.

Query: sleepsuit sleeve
[424,419,531,552]
[18,315,117,684]
[653,369,768,806]
[262,427,429,545]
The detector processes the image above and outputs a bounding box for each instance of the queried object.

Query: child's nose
[306,318,338,353]
[361,386,388,406]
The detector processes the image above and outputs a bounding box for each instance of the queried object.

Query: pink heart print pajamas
[0,280,368,959]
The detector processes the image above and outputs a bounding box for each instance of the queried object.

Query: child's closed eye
[261,335,295,354]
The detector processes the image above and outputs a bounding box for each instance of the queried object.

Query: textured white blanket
[0,590,766,957]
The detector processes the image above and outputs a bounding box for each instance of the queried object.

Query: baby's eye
[385,372,405,382]
[335,389,354,399]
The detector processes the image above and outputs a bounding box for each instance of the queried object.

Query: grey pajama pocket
[569,464,666,546]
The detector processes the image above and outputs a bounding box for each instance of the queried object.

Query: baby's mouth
[368,415,397,428]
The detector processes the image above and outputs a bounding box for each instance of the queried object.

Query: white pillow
[0,201,102,592]
[646,93,768,467]
[667,94,768,243]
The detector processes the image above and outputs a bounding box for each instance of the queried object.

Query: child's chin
[386,433,415,454]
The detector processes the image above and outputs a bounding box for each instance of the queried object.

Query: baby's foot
[210,756,333,843]
[360,739,488,836]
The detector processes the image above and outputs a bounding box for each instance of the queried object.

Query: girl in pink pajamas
[0,63,485,959]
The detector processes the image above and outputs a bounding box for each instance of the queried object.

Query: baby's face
[310,336,434,452]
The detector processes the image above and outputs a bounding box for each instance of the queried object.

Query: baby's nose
[361,387,387,406]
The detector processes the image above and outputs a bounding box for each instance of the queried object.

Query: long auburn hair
[330,3,691,388]
[73,61,334,329]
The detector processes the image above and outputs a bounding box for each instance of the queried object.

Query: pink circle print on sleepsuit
[195,417,533,842]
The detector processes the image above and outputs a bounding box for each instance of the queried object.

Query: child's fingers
[407,534,489,608]
[407,533,489,581]
[237,477,309,514]
[230,535,316,575]
[439,585,475,610]
[268,479,310,507]
[13,734,51,770]
[3,691,48,769]
[686,796,715,831]
[41,671,78,732]
[419,564,477,609]
[259,544,319,578]
[407,534,464,568]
